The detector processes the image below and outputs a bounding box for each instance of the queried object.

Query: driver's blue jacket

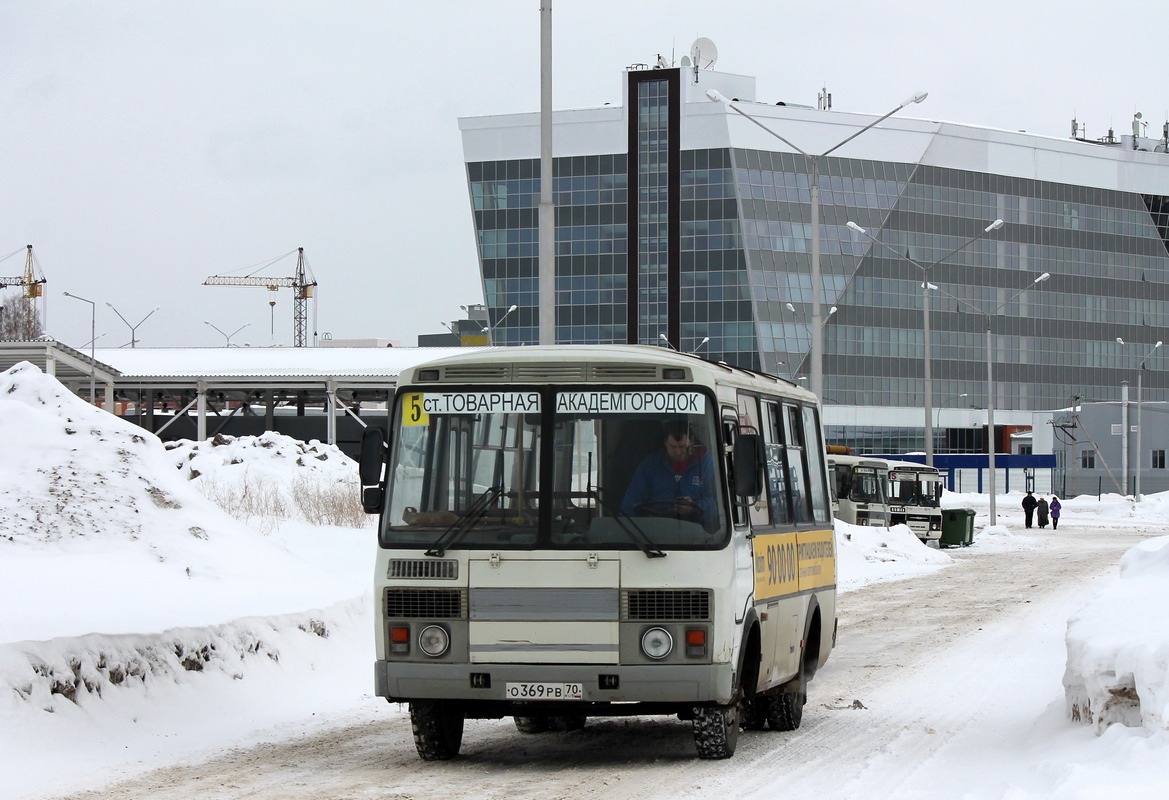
[620,448,718,521]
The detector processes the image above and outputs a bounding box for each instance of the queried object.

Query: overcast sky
[4,1,1167,350]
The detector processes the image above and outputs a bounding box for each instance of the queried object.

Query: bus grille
[590,364,663,381]
[514,364,587,381]
[385,588,466,619]
[388,559,458,580]
[441,365,510,381]
[622,589,711,621]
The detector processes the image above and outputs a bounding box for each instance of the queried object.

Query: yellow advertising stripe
[752,527,836,603]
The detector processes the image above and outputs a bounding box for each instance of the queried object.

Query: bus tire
[766,690,804,731]
[410,700,464,760]
[693,704,739,759]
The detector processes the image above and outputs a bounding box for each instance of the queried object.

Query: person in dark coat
[1036,496,1050,528]
[1049,496,1062,530]
[1022,491,1038,528]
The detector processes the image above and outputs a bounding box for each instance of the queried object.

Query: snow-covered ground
[1,361,1166,799]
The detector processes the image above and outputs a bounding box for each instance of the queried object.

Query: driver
[620,420,717,522]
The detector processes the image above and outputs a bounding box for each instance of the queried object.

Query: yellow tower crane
[203,247,317,347]
[0,245,48,339]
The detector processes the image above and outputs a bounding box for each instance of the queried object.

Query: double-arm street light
[928,273,1050,525]
[847,218,1006,466]
[785,302,835,381]
[205,320,251,347]
[1117,337,1162,501]
[62,291,96,404]
[483,304,518,345]
[707,87,927,400]
[107,302,159,349]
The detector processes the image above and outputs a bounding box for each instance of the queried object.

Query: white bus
[828,454,891,527]
[884,460,944,544]
[358,345,837,760]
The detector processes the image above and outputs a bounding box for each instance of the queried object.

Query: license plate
[504,682,584,700]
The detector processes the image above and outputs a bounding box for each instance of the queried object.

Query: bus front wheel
[410,700,464,760]
[692,704,739,759]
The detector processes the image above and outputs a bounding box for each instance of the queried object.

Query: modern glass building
[459,61,1169,455]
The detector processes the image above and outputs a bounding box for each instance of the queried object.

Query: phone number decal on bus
[402,391,541,426]
[505,682,584,700]
[556,391,705,414]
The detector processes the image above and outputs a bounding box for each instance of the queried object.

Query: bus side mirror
[359,427,387,514]
[733,434,764,497]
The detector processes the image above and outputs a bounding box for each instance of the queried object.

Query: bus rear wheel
[692,704,739,759]
[766,690,804,731]
[410,700,464,760]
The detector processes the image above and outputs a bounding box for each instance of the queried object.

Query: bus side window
[722,416,746,527]
[762,400,791,526]
[801,405,832,523]
[783,404,811,523]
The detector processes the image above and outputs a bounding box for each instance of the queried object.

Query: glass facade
[464,81,1169,454]
[635,77,671,346]
[467,156,628,346]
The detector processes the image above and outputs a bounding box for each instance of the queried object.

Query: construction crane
[203,247,317,347]
[0,245,48,339]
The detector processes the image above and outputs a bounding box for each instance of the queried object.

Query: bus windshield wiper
[588,485,666,559]
[425,485,503,557]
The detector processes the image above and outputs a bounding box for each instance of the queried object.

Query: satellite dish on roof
[689,37,718,69]
[680,55,692,67]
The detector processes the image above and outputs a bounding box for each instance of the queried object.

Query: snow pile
[1064,534,1169,735]
[165,431,368,531]
[0,362,370,765]
[834,520,951,592]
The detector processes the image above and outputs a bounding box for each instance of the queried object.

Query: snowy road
[50,530,1146,800]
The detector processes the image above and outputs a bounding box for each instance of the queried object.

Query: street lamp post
[1117,337,1162,501]
[707,88,927,400]
[986,274,1052,523]
[205,320,251,347]
[106,303,160,348]
[846,218,1005,466]
[483,304,518,345]
[62,291,96,404]
[927,273,1050,525]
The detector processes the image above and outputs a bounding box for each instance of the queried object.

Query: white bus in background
[883,460,944,544]
[827,453,891,527]
[358,345,838,761]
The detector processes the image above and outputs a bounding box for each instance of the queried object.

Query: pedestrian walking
[1022,490,1038,528]
[1037,497,1050,528]
[1050,496,1062,530]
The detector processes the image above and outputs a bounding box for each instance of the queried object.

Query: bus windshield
[889,472,941,508]
[382,387,728,551]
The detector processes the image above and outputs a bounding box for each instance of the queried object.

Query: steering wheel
[633,499,702,521]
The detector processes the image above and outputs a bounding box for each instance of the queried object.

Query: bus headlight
[641,627,673,660]
[418,625,450,658]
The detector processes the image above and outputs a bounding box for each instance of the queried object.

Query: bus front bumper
[375,660,736,706]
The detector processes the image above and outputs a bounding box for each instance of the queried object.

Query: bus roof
[395,344,817,401]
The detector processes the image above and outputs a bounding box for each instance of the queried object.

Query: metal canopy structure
[0,339,117,388]
[0,341,472,453]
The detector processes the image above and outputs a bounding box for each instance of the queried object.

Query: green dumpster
[940,508,976,547]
